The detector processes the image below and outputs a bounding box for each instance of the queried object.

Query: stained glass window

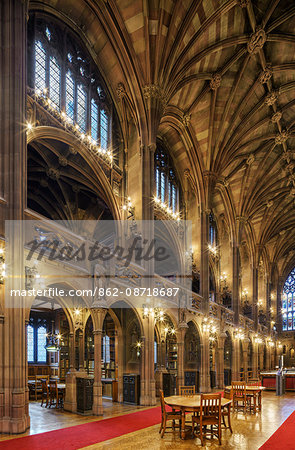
[37,326,47,362]
[161,172,166,202]
[155,146,179,212]
[27,325,34,362]
[77,84,87,132]
[102,335,110,363]
[66,71,75,122]
[282,268,295,331]
[100,110,108,150]
[156,168,161,198]
[35,41,46,92]
[45,27,51,41]
[91,99,99,142]
[49,57,61,109]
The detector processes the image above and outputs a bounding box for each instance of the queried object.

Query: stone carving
[239,0,249,7]
[210,73,222,90]
[58,156,68,167]
[275,130,289,145]
[143,84,167,107]
[247,28,266,55]
[266,200,273,208]
[46,168,60,180]
[264,90,279,106]
[259,64,272,84]
[181,112,191,127]
[271,111,282,123]
[69,146,78,155]
[116,82,126,99]
[246,153,255,166]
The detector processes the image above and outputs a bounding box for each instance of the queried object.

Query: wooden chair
[222,389,233,433]
[179,385,195,396]
[31,375,49,401]
[231,381,249,411]
[49,380,64,409]
[159,389,181,438]
[247,378,261,412]
[40,379,49,407]
[192,393,222,446]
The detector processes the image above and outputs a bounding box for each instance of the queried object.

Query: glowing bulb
[36,89,41,96]
[122,205,127,211]
[75,124,79,130]
[74,308,80,316]
[27,123,33,130]
[80,133,85,140]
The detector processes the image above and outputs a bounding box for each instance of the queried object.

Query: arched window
[28,16,111,150]
[154,146,179,214]
[282,268,295,331]
[27,324,34,362]
[37,326,47,363]
[209,213,218,247]
[27,318,48,363]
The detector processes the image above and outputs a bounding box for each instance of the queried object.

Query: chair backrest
[49,380,57,394]
[248,378,260,386]
[41,379,48,393]
[159,390,166,415]
[200,393,221,417]
[179,385,195,397]
[231,381,246,397]
[223,388,233,400]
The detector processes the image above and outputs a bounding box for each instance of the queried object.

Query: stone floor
[0,392,294,449]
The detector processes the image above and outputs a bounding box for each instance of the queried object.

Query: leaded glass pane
[66,71,75,122]
[27,325,34,362]
[35,41,46,92]
[161,172,165,203]
[77,84,87,132]
[156,168,161,198]
[172,184,177,212]
[102,335,110,363]
[37,326,47,362]
[49,57,61,109]
[91,99,98,143]
[100,109,108,150]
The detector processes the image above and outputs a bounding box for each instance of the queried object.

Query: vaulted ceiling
[29,0,295,278]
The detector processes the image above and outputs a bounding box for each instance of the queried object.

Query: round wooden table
[164,394,232,440]
[225,385,266,412]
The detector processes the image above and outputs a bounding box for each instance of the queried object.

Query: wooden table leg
[181,409,186,440]
[258,391,262,410]
[227,404,233,433]
[253,394,257,413]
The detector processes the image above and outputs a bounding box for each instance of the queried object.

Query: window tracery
[29,16,111,150]
[282,268,295,331]
[155,146,179,214]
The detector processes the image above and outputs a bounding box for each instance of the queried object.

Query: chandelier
[45,319,62,352]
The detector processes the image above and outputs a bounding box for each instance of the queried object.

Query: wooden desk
[225,385,266,412]
[165,394,232,440]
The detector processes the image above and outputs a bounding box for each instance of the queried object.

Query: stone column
[78,329,85,371]
[242,340,249,381]
[200,211,209,314]
[200,336,210,392]
[0,0,29,434]
[176,326,187,391]
[64,331,77,413]
[232,338,240,381]
[140,317,156,405]
[252,342,258,378]
[92,329,103,415]
[232,245,240,324]
[252,267,258,330]
[216,334,226,388]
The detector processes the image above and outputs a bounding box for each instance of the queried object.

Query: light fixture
[32,88,113,163]
[208,244,217,255]
[153,196,180,221]
[257,299,263,307]
[45,320,62,352]
[122,196,135,218]
[234,328,244,340]
[0,248,5,284]
[254,334,263,344]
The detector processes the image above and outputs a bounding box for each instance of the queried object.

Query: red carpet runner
[259,411,295,450]
[0,407,162,450]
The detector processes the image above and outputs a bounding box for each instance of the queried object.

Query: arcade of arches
[1,0,295,446]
